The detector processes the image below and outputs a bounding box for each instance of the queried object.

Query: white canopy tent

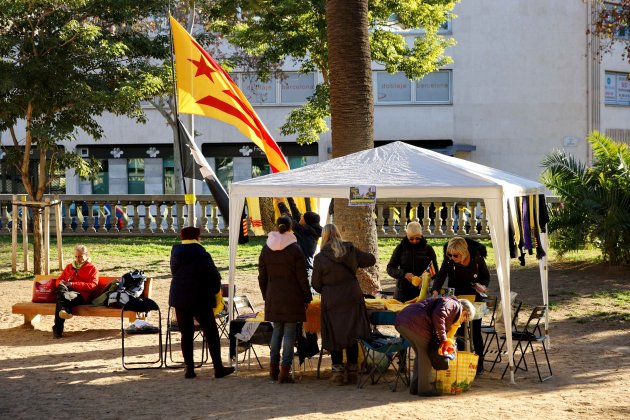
[227,141,549,383]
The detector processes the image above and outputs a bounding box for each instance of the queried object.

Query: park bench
[12,275,153,327]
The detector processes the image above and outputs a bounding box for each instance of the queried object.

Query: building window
[240,73,277,104]
[375,70,452,104]
[127,158,145,194]
[281,73,316,104]
[92,160,108,194]
[215,157,233,191]
[163,158,175,194]
[377,72,412,102]
[605,71,630,106]
[252,157,271,178]
[236,72,316,105]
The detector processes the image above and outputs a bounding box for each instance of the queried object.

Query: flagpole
[169,9,196,227]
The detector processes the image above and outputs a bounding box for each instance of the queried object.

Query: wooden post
[44,197,50,275]
[11,195,17,274]
[55,195,64,270]
[21,195,28,272]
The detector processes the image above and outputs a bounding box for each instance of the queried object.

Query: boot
[270,363,280,381]
[278,365,295,384]
[214,366,235,378]
[184,365,196,379]
[329,364,345,386]
[476,356,484,376]
[52,325,62,339]
[345,363,359,385]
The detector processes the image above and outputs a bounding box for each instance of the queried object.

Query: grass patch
[589,290,630,306]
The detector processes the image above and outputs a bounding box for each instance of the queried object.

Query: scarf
[181,239,201,245]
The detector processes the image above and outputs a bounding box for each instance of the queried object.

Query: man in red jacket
[52,245,99,338]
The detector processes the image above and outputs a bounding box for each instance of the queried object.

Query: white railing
[0,194,514,239]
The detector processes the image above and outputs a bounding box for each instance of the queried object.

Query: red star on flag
[188,56,216,82]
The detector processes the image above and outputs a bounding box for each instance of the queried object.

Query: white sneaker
[59,309,73,319]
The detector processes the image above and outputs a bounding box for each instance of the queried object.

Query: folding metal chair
[357,332,410,392]
[163,306,208,368]
[215,284,234,339]
[230,295,271,373]
[501,305,552,382]
[120,298,163,370]
[486,299,523,372]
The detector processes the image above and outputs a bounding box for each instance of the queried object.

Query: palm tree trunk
[326,0,379,294]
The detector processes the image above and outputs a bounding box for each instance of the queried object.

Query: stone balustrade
[0,194,556,239]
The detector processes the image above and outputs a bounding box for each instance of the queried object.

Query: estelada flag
[169,15,289,174]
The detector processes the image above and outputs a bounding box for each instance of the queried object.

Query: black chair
[501,305,552,382]
[120,298,163,370]
[486,299,523,372]
[164,306,208,368]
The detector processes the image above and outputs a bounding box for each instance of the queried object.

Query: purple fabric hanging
[521,197,532,253]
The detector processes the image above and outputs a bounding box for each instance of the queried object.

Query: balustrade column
[456,203,466,235]
[421,202,432,236]
[121,203,132,233]
[109,201,119,233]
[200,199,210,233]
[85,200,96,233]
[480,203,489,236]
[434,202,444,236]
[210,204,221,234]
[1,202,10,232]
[176,201,185,231]
[398,204,407,235]
[154,202,164,234]
[131,203,143,233]
[96,202,107,233]
[445,203,455,235]
[165,202,176,233]
[375,204,386,235]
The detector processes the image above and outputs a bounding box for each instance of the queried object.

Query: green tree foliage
[592,0,630,63]
[202,0,457,145]
[541,132,630,264]
[0,0,171,273]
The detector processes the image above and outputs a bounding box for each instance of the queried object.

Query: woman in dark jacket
[395,297,475,396]
[387,221,438,303]
[312,223,376,386]
[431,236,490,374]
[258,215,312,383]
[169,227,234,380]
[276,197,322,282]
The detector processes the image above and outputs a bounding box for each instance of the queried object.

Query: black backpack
[107,270,147,308]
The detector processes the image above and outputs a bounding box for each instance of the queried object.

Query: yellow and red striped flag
[169,15,290,173]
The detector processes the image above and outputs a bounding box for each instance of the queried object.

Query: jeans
[270,322,297,367]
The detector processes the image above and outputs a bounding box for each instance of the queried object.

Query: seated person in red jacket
[52,245,99,338]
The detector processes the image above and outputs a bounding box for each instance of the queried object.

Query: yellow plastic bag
[213,288,224,316]
[418,272,431,300]
[435,351,479,395]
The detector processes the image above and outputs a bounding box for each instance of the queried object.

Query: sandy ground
[1,261,629,419]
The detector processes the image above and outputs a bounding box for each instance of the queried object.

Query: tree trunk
[326,0,379,294]
[32,210,44,274]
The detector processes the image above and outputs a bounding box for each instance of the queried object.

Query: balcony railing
[0,194,504,239]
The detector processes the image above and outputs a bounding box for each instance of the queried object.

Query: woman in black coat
[258,215,312,383]
[387,221,438,303]
[169,227,234,379]
[431,236,490,374]
[312,223,376,386]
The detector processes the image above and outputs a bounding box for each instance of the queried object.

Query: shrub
[541,132,630,264]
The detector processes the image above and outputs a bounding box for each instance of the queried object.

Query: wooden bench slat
[12,275,154,327]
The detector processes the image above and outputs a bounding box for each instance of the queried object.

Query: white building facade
[2,0,629,196]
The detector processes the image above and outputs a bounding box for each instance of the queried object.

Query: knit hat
[405,221,422,237]
[303,211,320,226]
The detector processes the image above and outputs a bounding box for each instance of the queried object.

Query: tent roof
[230,141,544,200]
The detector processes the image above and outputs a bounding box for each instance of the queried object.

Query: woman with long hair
[312,223,376,385]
